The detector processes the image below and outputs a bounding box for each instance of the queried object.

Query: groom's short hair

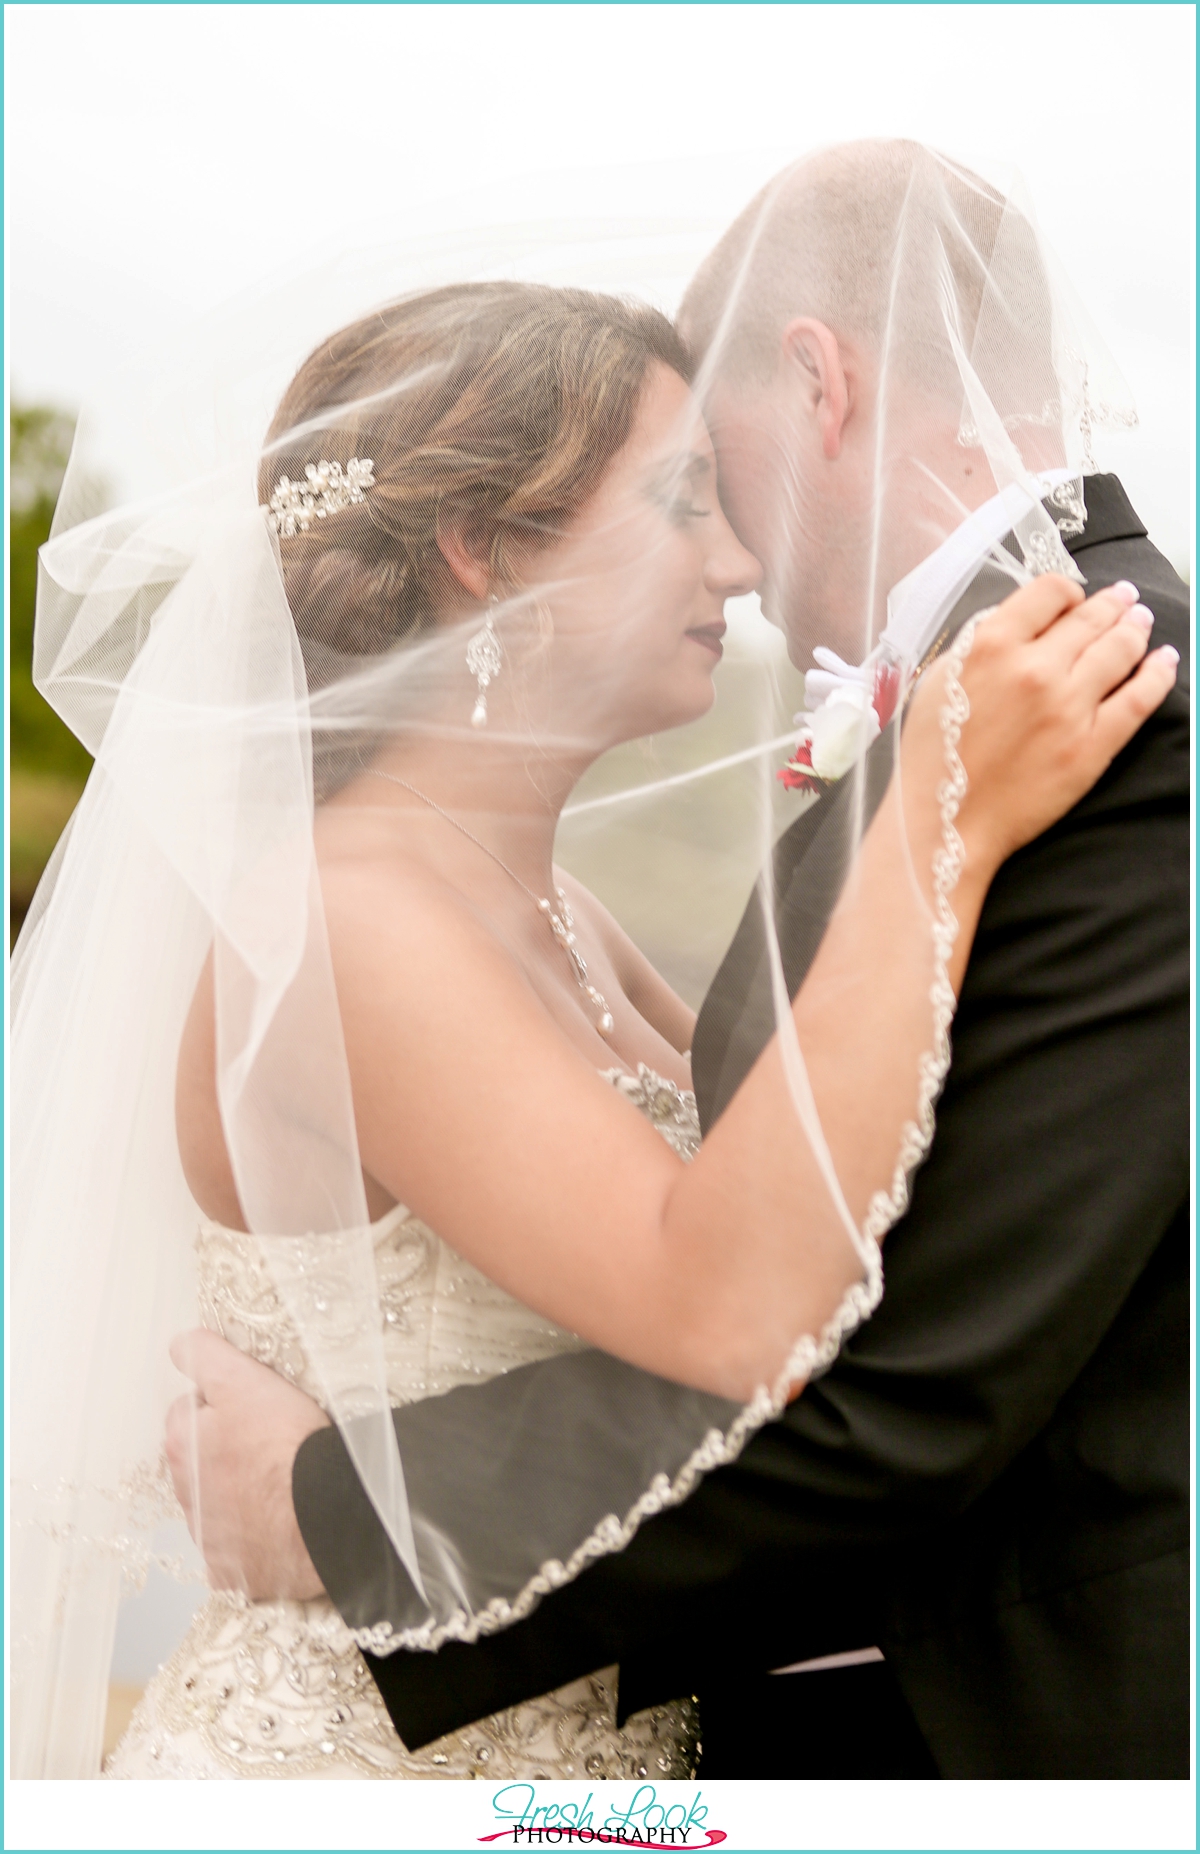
[681,139,1055,409]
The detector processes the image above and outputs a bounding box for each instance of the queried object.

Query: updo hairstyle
[259,282,694,672]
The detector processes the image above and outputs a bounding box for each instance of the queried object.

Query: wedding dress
[106,1065,702,1780]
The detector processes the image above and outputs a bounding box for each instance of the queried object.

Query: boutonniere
[777,652,903,796]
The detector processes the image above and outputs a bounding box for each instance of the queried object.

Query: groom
[171,143,1190,1777]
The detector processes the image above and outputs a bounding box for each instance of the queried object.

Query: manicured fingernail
[1112,580,1140,603]
[1127,604,1155,632]
[1160,645,1179,665]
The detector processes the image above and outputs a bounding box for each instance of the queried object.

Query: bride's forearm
[658,778,995,1396]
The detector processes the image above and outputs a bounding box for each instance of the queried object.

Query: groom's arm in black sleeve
[295,545,1189,1747]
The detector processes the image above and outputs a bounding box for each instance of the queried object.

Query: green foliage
[11,405,76,511]
[10,406,94,781]
[10,407,100,935]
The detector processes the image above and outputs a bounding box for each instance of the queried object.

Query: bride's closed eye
[663,495,711,526]
[645,453,714,526]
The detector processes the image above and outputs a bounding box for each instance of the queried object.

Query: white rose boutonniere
[808,682,882,779]
[777,651,903,796]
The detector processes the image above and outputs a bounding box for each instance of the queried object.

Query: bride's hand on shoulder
[905,574,1179,874]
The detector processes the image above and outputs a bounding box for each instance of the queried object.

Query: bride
[13,279,1173,1780]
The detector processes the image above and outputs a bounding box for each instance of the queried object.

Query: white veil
[10,144,1136,1776]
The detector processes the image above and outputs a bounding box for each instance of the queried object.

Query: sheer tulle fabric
[11,144,1133,1775]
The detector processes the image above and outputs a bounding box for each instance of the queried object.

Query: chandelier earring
[466,597,503,728]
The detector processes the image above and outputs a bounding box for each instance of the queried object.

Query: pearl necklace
[362,769,615,1038]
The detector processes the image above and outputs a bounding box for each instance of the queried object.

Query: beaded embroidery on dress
[105,1066,701,1780]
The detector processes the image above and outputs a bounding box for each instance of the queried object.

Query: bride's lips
[685,619,726,660]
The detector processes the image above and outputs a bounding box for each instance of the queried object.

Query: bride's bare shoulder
[316,830,503,968]
[315,829,553,1072]
[174,825,489,1225]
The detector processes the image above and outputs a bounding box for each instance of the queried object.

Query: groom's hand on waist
[166,1328,331,1602]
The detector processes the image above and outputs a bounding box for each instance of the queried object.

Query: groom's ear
[781,318,850,461]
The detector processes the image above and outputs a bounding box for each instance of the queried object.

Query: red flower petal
[872,661,902,730]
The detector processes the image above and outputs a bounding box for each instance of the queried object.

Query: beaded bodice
[194,1064,700,1415]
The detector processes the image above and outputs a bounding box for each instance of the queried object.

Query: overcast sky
[7,2,1195,566]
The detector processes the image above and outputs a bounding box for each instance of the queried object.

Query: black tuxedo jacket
[295,477,1191,1777]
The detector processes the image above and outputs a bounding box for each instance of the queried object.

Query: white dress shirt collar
[882,469,1078,668]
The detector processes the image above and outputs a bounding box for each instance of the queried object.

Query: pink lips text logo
[482,1780,723,1848]
[479,1832,728,1849]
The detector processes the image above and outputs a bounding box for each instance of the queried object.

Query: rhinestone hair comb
[267,458,375,536]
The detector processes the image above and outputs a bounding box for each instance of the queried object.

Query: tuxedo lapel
[691,559,1017,1133]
